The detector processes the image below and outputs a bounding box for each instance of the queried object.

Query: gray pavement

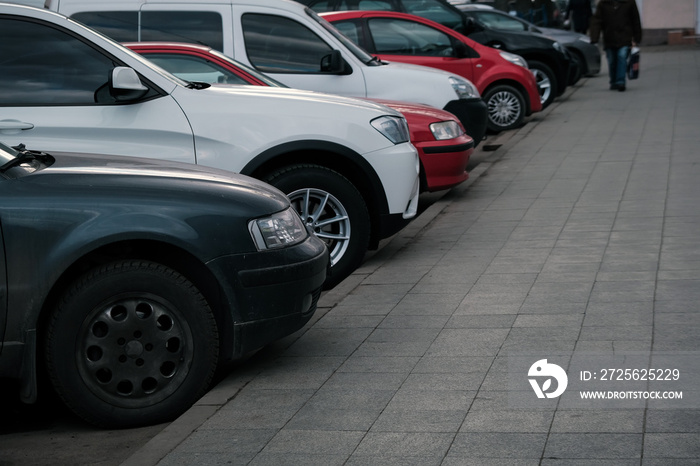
[123,45,700,465]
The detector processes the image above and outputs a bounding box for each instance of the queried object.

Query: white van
[45,0,488,145]
[0,2,420,287]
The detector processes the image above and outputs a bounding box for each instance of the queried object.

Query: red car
[126,42,473,192]
[322,10,543,133]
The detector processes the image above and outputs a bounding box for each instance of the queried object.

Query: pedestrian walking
[589,0,642,92]
[565,0,593,33]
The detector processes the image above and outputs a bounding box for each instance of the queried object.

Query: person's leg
[605,48,618,88]
[615,46,630,90]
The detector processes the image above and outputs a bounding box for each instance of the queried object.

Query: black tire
[45,261,219,428]
[482,84,526,132]
[265,164,370,289]
[528,60,558,109]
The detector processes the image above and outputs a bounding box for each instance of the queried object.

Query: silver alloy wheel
[487,90,522,128]
[288,187,350,266]
[532,68,552,105]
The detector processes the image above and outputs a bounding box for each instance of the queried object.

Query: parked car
[47,0,489,147]
[125,42,474,192]
[297,0,572,108]
[453,4,600,80]
[0,3,421,288]
[321,10,542,132]
[0,140,328,427]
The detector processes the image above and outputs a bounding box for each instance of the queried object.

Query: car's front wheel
[265,164,370,289]
[529,60,558,109]
[45,261,219,428]
[483,84,526,132]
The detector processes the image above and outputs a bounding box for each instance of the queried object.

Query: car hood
[22,150,290,213]
[203,83,401,116]
[536,27,587,45]
[369,99,458,123]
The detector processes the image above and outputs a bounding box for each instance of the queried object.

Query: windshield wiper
[367,55,383,66]
[0,145,52,173]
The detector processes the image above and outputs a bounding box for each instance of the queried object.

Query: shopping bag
[627,47,640,80]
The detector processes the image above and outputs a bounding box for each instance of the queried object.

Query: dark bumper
[208,235,329,358]
[443,97,488,147]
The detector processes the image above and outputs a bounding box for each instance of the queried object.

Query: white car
[45,0,488,146]
[0,3,420,288]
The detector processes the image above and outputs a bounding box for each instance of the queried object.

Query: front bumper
[416,134,474,192]
[443,97,488,147]
[207,235,329,358]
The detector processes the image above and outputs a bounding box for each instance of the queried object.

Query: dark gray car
[0,141,328,428]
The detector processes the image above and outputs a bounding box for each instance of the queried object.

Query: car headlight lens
[552,41,564,53]
[371,115,410,144]
[449,76,480,99]
[499,51,528,68]
[430,120,464,140]
[248,207,308,250]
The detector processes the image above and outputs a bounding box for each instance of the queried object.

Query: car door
[335,16,476,82]
[0,16,195,164]
[232,10,368,97]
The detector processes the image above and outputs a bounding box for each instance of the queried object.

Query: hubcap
[288,188,350,266]
[488,91,522,127]
[77,296,193,408]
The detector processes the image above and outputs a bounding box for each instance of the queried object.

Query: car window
[304,0,336,12]
[401,0,463,29]
[332,20,362,46]
[71,11,139,42]
[0,18,117,105]
[367,17,453,56]
[241,14,333,73]
[472,11,528,31]
[71,11,224,52]
[141,12,224,52]
[142,54,250,85]
[357,0,393,10]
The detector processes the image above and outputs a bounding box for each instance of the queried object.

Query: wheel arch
[241,140,389,248]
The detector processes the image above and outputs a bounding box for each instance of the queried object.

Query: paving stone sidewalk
[123,45,700,465]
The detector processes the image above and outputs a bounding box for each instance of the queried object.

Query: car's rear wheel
[529,60,557,109]
[483,84,525,132]
[265,164,370,289]
[45,261,219,428]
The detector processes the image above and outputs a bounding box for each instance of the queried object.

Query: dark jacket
[590,0,642,49]
[566,0,593,33]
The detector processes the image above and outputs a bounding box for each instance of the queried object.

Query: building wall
[637,0,699,45]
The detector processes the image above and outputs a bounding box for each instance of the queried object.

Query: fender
[240,139,390,218]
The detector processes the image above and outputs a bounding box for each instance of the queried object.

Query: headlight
[430,120,464,140]
[449,76,480,99]
[499,51,528,68]
[248,207,308,250]
[552,41,564,53]
[371,115,410,144]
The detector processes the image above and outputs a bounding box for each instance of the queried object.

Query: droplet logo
[528,359,568,398]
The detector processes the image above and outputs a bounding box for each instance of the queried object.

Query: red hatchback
[126,42,474,193]
[322,10,543,133]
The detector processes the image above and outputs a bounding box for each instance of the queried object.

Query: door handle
[0,119,35,133]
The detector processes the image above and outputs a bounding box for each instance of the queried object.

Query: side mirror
[320,50,344,74]
[110,67,148,101]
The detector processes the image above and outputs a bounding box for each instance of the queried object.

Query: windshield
[308,9,380,66]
